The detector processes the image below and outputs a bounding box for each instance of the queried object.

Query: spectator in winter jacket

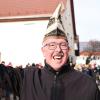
[20,3,100,100]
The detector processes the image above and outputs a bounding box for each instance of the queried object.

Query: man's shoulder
[23,67,42,77]
[24,67,41,71]
[73,69,97,87]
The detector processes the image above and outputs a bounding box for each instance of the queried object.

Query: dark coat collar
[44,61,73,76]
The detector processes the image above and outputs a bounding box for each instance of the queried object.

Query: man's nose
[55,45,62,51]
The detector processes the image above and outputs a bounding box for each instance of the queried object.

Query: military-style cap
[43,2,68,42]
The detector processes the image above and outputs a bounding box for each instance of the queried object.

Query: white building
[0,0,79,67]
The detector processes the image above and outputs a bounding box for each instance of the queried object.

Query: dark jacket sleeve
[96,87,100,100]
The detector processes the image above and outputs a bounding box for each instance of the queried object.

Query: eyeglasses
[43,42,68,50]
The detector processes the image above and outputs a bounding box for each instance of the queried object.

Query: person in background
[0,61,5,66]
[20,3,100,100]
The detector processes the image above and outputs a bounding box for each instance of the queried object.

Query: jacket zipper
[53,72,59,100]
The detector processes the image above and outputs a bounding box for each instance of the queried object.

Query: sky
[74,0,100,42]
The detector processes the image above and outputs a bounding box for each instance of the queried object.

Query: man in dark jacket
[20,2,100,100]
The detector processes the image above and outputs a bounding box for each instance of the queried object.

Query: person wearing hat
[19,3,100,100]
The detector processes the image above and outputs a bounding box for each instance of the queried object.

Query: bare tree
[84,40,100,52]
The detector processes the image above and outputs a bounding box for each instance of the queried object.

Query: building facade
[0,0,79,66]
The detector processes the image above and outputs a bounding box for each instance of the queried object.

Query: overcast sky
[74,0,100,42]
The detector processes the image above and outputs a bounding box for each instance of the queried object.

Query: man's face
[41,36,69,71]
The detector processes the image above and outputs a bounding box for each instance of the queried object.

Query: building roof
[0,0,66,17]
[80,51,100,56]
[0,0,77,38]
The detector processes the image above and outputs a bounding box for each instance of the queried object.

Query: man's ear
[68,46,70,52]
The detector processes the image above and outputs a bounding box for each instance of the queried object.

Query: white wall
[0,20,48,67]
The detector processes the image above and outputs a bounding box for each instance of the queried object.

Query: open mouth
[53,54,63,60]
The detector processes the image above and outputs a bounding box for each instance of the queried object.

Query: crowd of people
[0,58,100,100]
[0,61,23,100]
[75,56,100,89]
